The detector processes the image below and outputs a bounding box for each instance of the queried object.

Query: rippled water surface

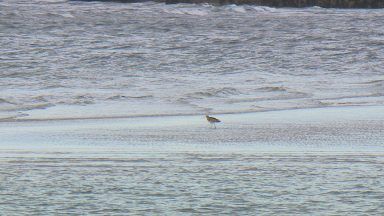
[1,0,384,120]
[1,2,384,213]
[1,106,384,214]
[2,151,384,215]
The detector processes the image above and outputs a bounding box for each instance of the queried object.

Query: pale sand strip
[0,105,383,154]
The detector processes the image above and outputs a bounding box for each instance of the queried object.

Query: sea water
[1,106,384,214]
[1,1,384,214]
[1,0,384,120]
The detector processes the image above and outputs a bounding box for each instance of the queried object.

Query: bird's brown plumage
[206,115,221,123]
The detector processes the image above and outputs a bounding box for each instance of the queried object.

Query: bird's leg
[214,123,216,129]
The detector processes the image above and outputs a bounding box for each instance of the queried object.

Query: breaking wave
[1,1,383,120]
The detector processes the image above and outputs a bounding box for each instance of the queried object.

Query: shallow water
[1,1,384,213]
[1,151,384,215]
[1,106,384,214]
[1,0,384,120]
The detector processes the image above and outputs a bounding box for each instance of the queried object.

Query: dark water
[1,0,384,120]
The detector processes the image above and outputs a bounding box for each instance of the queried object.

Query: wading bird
[205,115,221,129]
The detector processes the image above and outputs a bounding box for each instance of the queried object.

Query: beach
[1,0,384,214]
[1,106,384,214]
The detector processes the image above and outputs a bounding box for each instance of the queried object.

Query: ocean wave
[51,12,75,19]
[0,97,54,112]
[224,5,247,13]
[226,92,309,104]
[161,4,278,16]
[0,98,15,104]
[106,94,154,100]
[1,0,384,120]
[162,7,209,16]
[256,86,288,92]
[68,95,95,105]
[2,103,55,112]
[185,87,241,99]
[358,80,384,85]
[24,103,55,110]
[251,6,277,12]
[320,93,384,101]
[37,0,68,3]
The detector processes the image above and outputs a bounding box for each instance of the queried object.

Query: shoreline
[0,104,382,123]
[2,104,384,214]
[72,0,384,8]
[162,0,384,8]
[1,105,384,154]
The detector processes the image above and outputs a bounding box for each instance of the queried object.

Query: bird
[205,115,221,129]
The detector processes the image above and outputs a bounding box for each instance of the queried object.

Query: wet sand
[1,106,384,214]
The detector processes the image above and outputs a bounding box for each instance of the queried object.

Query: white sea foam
[163,6,209,16]
[1,1,384,121]
[225,4,247,13]
[251,6,277,12]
